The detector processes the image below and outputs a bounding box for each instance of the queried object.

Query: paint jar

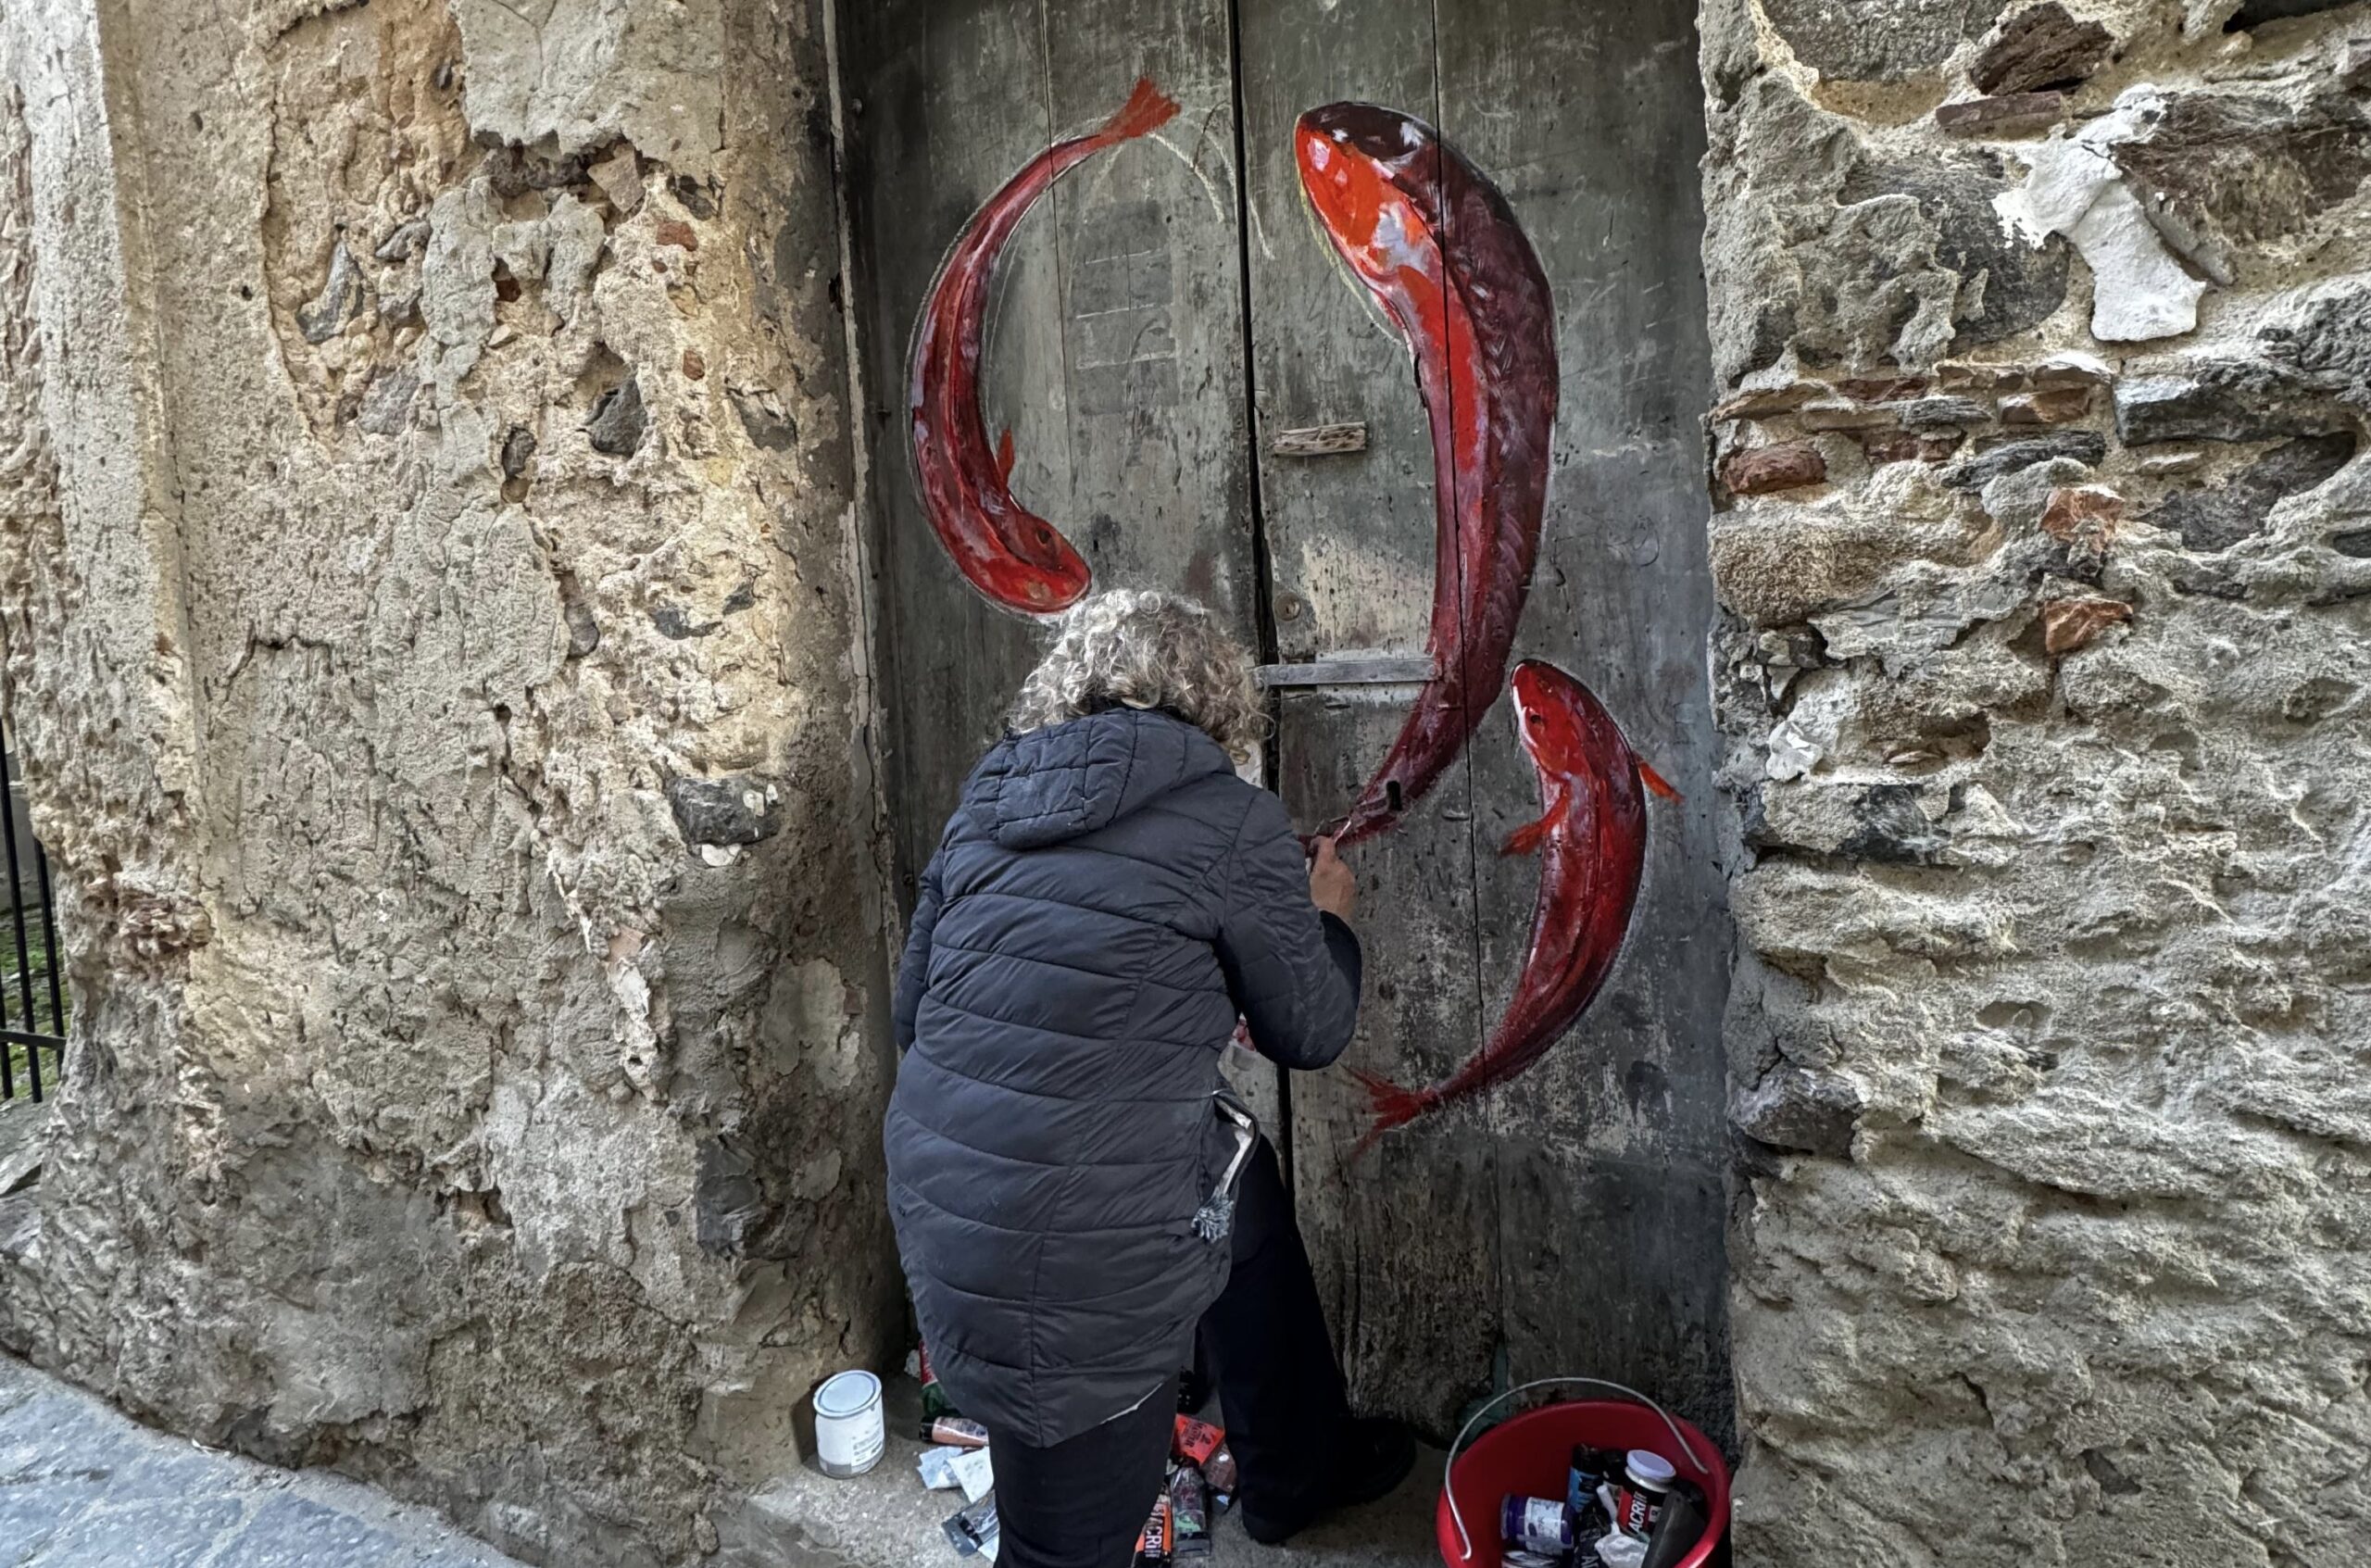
[1499,1495,1574,1557]
[1612,1449,1675,1537]
[812,1370,885,1478]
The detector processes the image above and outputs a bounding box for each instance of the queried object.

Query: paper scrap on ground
[953,1446,994,1502]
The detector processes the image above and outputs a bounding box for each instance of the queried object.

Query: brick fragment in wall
[1859,429,1965,465]
[2039,594,2132,653]
[2040,483,2125,559]
[1722,443,1827,495]
[1999,386,2092,423]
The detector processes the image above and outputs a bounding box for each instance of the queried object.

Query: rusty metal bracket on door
[1254,657,1436,688]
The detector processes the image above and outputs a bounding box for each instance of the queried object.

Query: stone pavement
[0,1344,1446,1568]
[0,1353,526,1568]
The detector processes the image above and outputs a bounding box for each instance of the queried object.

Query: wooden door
[845,0,1728,1443]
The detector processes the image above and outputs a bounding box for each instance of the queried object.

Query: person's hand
[1308,835,1355,922]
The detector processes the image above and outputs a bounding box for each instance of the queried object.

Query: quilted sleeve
[1212,788,1362,1070]
[892,846,947,1054]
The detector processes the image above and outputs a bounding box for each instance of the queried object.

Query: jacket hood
[964,709,1235,849]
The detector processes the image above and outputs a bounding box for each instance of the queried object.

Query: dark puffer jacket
[884,708,1361,1448]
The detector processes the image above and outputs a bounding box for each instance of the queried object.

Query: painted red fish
[1355,660,1675,1152]
[1293,104,1556,845]
[908,79,1179,612]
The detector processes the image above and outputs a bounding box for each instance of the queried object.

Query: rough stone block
[1940,431,2107,488]
[1935,91,2068,136]
[1971,4,2114,94]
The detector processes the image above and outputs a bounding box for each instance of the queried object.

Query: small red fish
[908,79,1178,612]
[1293,104,1556,845]
[1355,661,1675,1152]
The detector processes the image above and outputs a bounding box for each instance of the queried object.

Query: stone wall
[0,3,897,1564]
[1701,0,2371,1563]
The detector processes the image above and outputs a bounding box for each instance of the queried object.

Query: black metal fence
[0,731,64,1103]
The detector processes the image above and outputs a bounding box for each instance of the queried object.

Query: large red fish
[1356,661,1675,1152]
[908,79,1178,612]
[1294,104,1556,845]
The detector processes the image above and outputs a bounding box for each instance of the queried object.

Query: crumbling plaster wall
[1700,0,2371,1564]
[0,2,897,1563]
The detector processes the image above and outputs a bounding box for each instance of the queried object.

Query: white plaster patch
[1994,89,2209,344]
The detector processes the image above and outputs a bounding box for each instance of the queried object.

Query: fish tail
[1499,816,1551,857]
[1638,760,1683,802]
[1349,1070,1435,1159]
[1098,78,1180,144]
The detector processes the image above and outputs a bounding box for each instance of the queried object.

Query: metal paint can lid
[814,1370,883,1420]
[1625,1449,1675,1490]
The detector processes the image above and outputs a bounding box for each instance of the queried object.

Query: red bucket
[1435,1379,1729,1568]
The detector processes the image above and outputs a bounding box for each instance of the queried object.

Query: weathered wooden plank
[1043,2,1259,629]
[1236,0,1500,1435]
[843,1,1073,901]
[847,3,1278,1125]
[1431,0,1734,1445]
[1038,0,1276,1135]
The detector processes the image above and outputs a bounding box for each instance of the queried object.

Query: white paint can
[813,1370,885,1478]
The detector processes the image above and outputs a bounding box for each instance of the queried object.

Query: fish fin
[1098,77,1181,144]
[1499,813,1553,858]
[1638,761,1683,802]
[1349,1069,1434,1160]
[995,427,1017,484]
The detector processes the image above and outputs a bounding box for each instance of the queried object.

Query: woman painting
[885,590,1413,1567]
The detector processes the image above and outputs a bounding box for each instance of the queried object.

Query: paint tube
[1168,1465,1211,1558]
[942,1492,997,1558]
[1133,1494,1172,1564]
[921,1415,990,1449]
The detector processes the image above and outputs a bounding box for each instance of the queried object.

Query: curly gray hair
[1010,590,1269,762]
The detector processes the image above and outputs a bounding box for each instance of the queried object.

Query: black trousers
[986,1136,1352,1568]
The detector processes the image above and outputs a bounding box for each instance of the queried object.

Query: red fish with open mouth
[908,79,1178,612]
[1294,103,1557,844]
[1355,660,1675,1152]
